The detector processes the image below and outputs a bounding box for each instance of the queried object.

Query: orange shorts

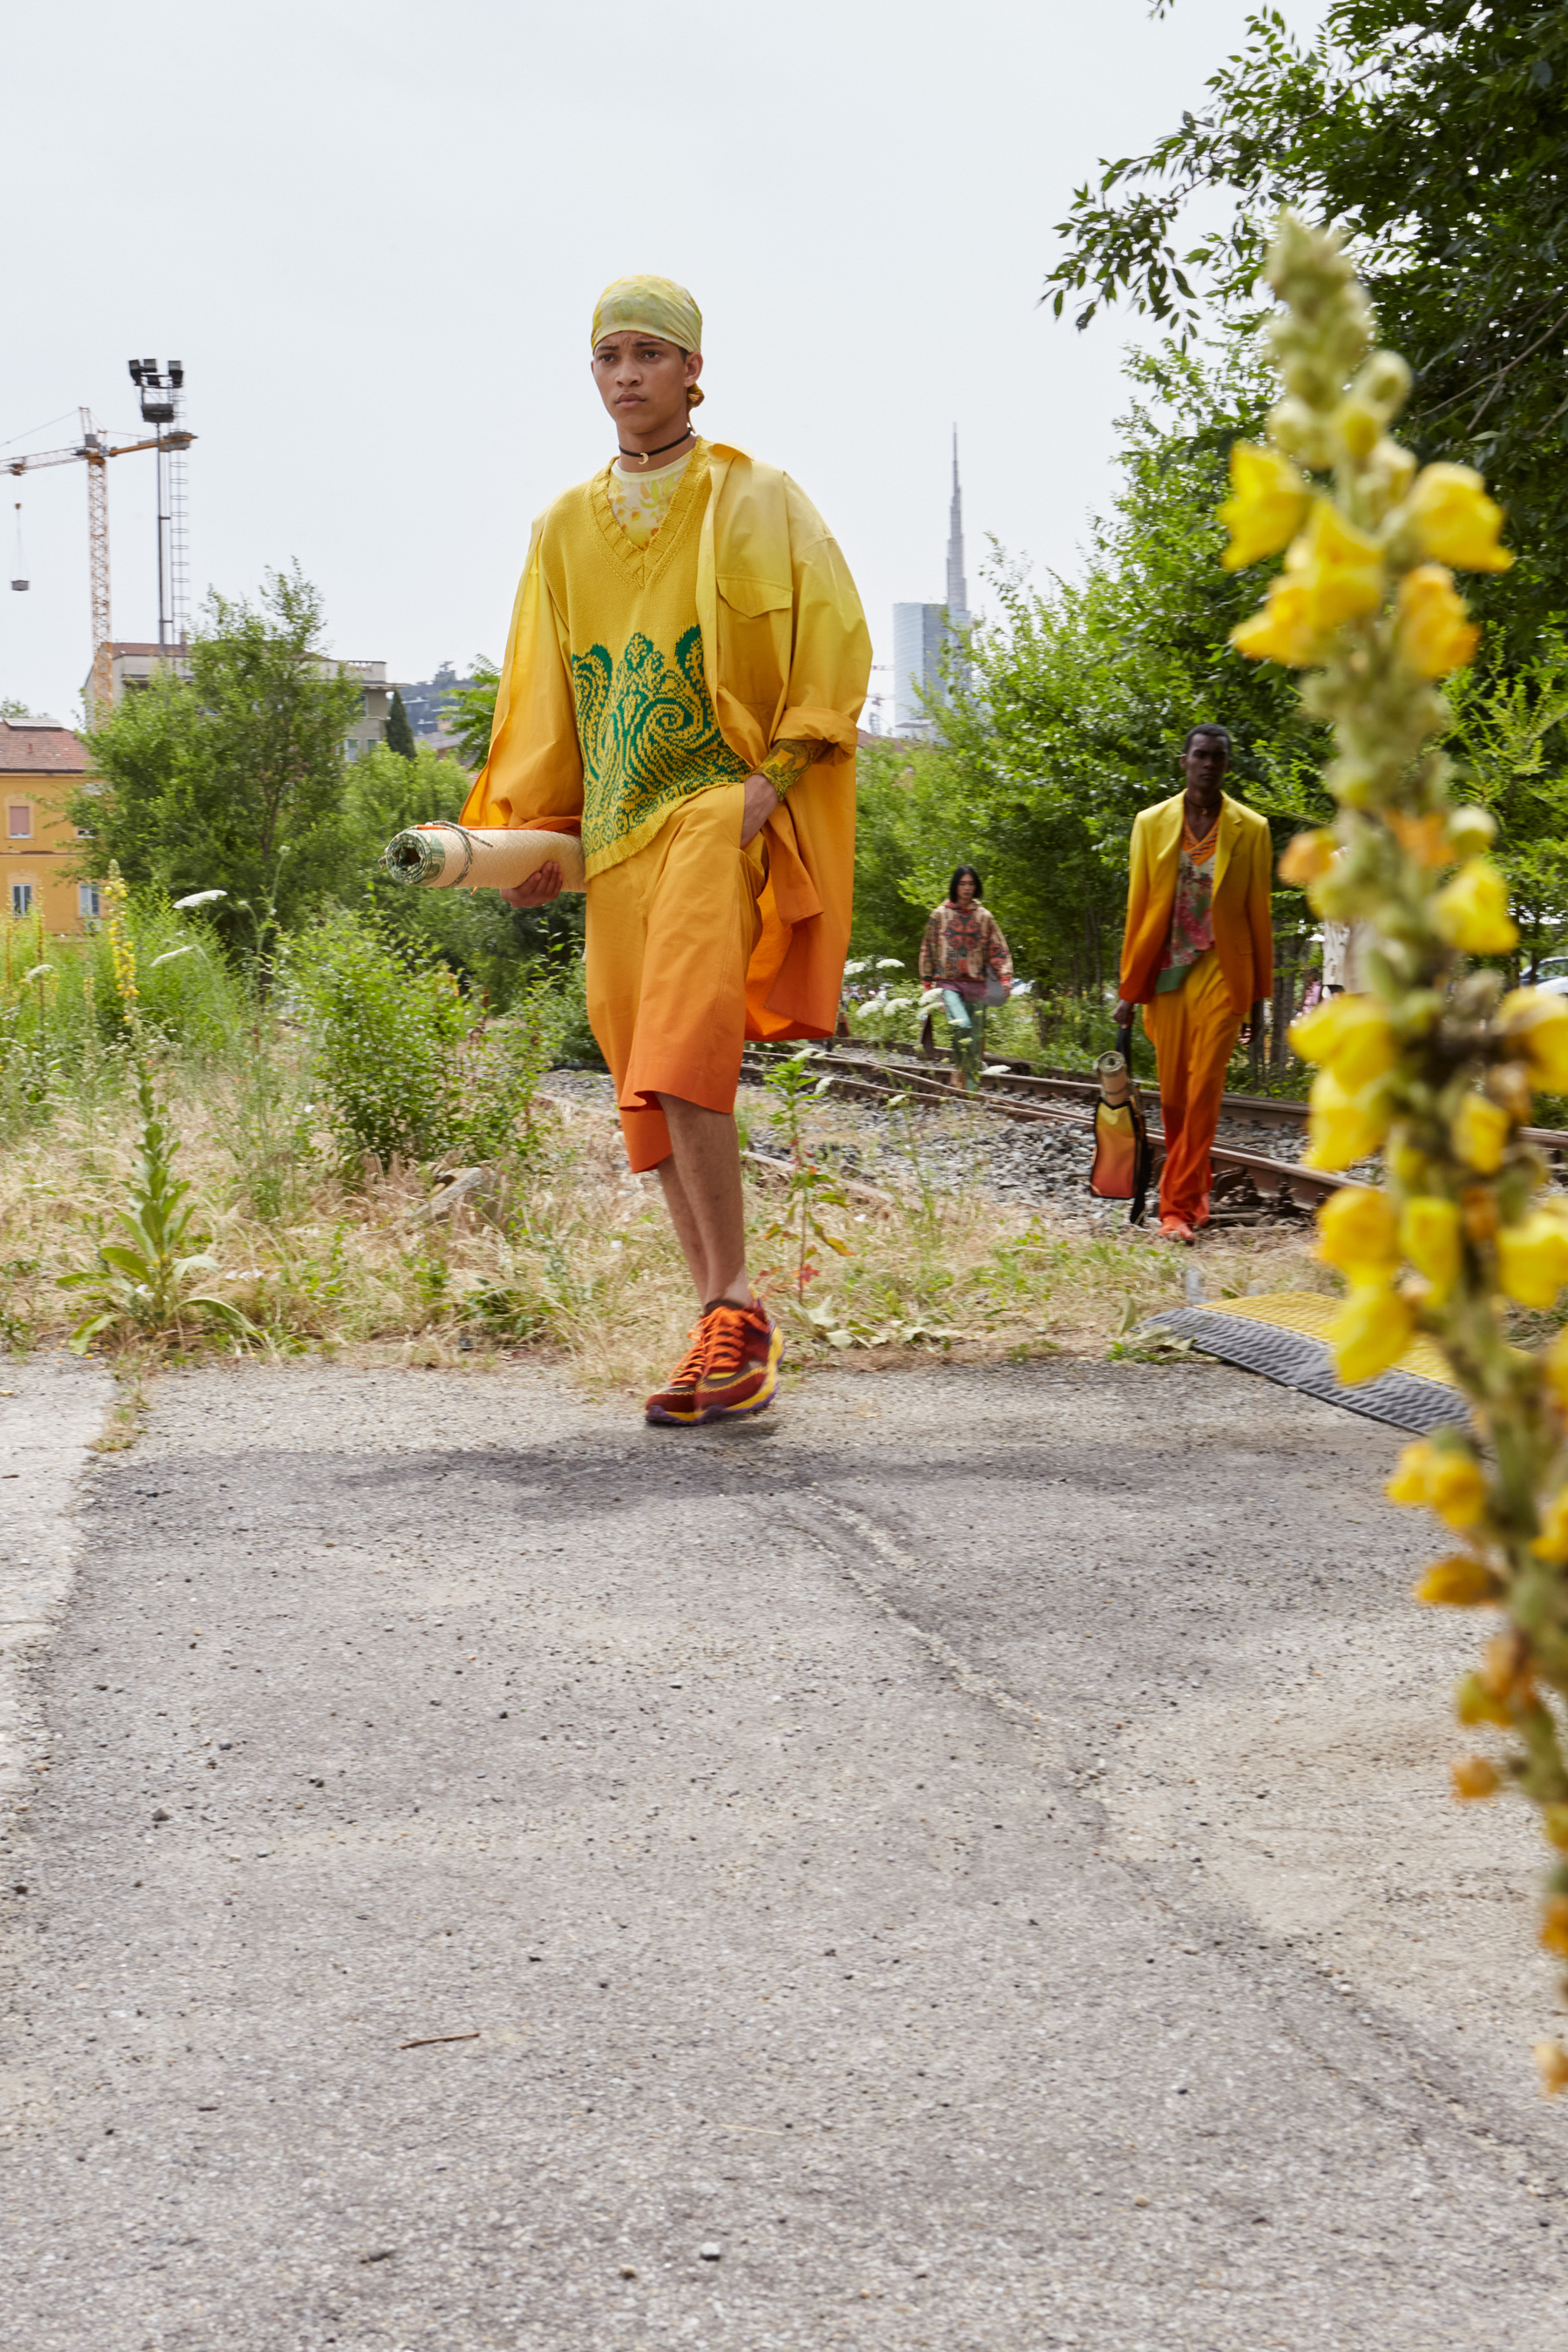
[585,779,767,1172]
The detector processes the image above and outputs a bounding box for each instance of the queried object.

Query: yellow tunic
[462,437,869,1042]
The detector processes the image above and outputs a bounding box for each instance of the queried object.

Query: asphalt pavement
[3,1355,1566,2349]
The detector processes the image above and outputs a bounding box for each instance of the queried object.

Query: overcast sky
[3,0,1322,729]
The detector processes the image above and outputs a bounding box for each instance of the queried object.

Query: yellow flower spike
[1450,1091,1511,1174]
[1277,828,1338,887]
[1289,993,1396,1086]
[1386,1440,1435,1506]
[1534,2039,1568,2098]
[1396,563,1480,679]
[1413,1556,1500,1606]
[1499,988,1568,1091]
[1217,443,1312,571]
[1452,1757,1502,1801]
[1304,1067,1393,1169]
[1431,858,1518,956]
[1530,1489,1568,1562]
[1540,1896,1568,1960]
[1426,1450,1488,1531]
[1316,1184,1399,1281]
[1405,463,1515,573]
[1399,1195,1462,1301]
[1497,1212,1568,1311]
[1230,576,1322,667]
[1327,1282,1414,1386]
[1460,1184,1500,1244]
[1541,1806,1568,1852]
[1481,1629,1531,1702]
[1291,497,1387,632]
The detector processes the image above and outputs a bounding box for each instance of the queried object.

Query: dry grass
[0,1055,1335,1398]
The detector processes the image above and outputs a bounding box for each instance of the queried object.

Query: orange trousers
[585,780,767,1173]
[1142,950,1241,1228]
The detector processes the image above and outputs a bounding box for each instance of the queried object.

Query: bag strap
[1117,1019,1152,1227]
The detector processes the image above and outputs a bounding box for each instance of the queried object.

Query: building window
[6,802,31,838]
[78,883,102,921]
[10,881,33,916]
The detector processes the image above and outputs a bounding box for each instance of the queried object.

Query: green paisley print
[571,624,749,862]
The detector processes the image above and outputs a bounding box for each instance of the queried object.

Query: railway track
[738,1044,1342,1217]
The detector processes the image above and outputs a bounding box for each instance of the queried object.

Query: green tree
[447,661,500,768]
[1044,0,1568,639]
[385,685,416,760]
[75,567,362,959]
[1446,647,1568,982]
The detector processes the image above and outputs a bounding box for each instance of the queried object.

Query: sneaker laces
[700,1304,750,1384]
[662,1322,711,1393]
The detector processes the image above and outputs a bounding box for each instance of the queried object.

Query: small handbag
[952,974,1009,1008]
[1089,1024,1152,1224]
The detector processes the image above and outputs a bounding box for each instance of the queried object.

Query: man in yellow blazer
[1113,725,1274,1241]
[462,274,869,1423]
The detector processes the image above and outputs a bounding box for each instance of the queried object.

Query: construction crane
[4,384,195,719]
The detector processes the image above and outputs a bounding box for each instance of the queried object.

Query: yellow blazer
[460,440,870,1043]
[1119,791,1274,1015]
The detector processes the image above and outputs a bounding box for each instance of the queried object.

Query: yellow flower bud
[1531,1487,1568,1562]
[1386,1440,1436,1506]
[1399,1195,1462,1301]
[1427,1450,1488,1529]
[1405,463,1515,574]
[1450,1091,1510,1174]
[1316,1184,1399,1279]
[1331,398,1382,460]
[1455,1671,1511,1728]
[1231,576,1321,667]
[1304,1068,1392,1169]
[1387,810,1451,868]
[1541,1896,1568,1960]
[1413,1555,1500,1605]
[1431,859,1518,956]
[1534,2039,1568,2097]
[1452,1756,1501,1801]
[1289,994,1396,1085]
[1499,988,1568,1091]
[1217,443,1313,571]
[1497,1211,1568,1310]
[1396,563,1479,679]
[1327,1282,1413,1385]
[1541,1806,1568,1852]
[1446,804,1496,859]
[1277,828,1338,887]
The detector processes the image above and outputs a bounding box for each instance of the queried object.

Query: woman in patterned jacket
[919,865,1013,1087]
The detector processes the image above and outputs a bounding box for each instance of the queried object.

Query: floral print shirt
[1156,809,1220,991]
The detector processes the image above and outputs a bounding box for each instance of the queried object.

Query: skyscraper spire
[946,426,968,621]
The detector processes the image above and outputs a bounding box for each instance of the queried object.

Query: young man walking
[1113,724,1273,1243]
[461,274,869,1423]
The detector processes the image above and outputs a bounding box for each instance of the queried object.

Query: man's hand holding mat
[381,823,585,899]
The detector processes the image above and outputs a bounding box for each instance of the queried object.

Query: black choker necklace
[617,427,695,470]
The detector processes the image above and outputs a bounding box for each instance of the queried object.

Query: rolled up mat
[380,823,586,894]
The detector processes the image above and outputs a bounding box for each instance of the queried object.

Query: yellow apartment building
[2,718,98,935]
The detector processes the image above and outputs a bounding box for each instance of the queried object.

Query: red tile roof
[0,720,91,774]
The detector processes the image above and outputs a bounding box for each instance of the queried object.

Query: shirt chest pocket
[716,575,794,725]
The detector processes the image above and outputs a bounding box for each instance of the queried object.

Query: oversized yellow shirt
[462,437,870,1041]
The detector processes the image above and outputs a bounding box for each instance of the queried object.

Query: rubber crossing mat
[1145,1292,1468,1435]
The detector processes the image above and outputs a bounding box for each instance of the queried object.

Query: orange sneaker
[645,1320,713,1426]
[694,1298,783,1423]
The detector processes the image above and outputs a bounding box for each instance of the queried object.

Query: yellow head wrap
[591,275,705,407]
